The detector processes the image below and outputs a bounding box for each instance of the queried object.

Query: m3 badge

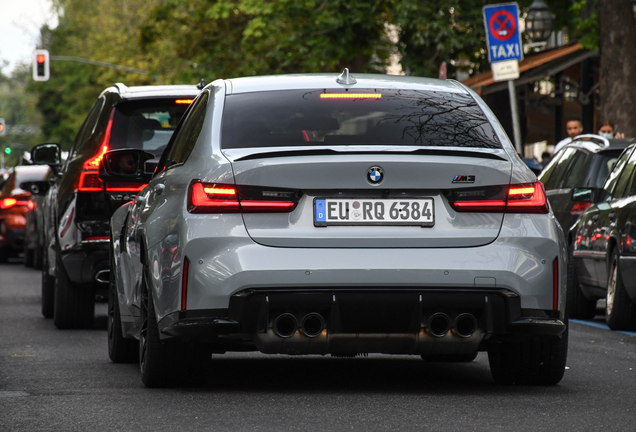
[452,175,475,183]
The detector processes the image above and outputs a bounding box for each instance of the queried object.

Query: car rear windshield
[111,98,192,156]
[221,89,501,149]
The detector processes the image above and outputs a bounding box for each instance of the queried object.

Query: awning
[461,43,598,96]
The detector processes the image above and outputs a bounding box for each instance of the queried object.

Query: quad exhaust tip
[301,313,325,338]
[453,313,477,338]
[273,313,298,338]
[428,313,451,338]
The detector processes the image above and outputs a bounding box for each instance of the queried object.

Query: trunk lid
[226,148,512,248]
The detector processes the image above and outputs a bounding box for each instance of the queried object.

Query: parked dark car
[567,142,636,328]
[23,166,52,269]
[538,135,636,235]
[0,165,50,262]
[31,83,199,328]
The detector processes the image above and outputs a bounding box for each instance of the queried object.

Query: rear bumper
[157,288,565,355]
[61,243,109,287]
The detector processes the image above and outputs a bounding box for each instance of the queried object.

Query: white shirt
[554,137,572,154]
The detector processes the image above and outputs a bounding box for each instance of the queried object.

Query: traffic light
[0,118,5,136]
[4,147,11,155]
[33,49,50,81]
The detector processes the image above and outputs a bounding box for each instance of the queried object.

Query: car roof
[225,73,468,95]
[101,84,200,100]
[564,136,636,154]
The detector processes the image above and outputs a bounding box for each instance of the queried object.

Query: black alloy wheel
[107,240,138,363]
[41,247,55,319]
[605,249,636,330]
[53,245,95,329]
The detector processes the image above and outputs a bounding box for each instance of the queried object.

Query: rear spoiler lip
[224,147,509,162]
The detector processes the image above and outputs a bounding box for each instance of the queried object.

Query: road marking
[0,391,29,398]
[570,319,636,337]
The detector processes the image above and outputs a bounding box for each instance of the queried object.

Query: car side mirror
[144,158,159,175]
[31,143,62,167]
[99,149,156,183]
[572,187,595,203]
[19,181,51,196]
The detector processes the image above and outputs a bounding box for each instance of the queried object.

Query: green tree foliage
[0,65,45,166]
[138,0,392,83]
[27,0,589,147]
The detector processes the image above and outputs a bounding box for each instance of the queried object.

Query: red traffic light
[33,50,50,81]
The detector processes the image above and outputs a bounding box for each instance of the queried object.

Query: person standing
[598,121,625,139]
[554,118,583,153]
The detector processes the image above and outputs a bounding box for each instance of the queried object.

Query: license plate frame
[314,197,435,227]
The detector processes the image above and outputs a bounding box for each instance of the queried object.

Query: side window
[602,147,634,199]
[613,150,636,199]
[537,151,562,186]
[68,97,105,161]
[560,150,590,189]
[542,148,576,190]
[161,91,209,171]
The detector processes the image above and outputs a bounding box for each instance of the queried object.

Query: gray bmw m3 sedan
[103,71,568,387]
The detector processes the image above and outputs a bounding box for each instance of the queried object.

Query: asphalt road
[1,260,635,431]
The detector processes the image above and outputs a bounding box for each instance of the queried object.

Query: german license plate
[314,198,434,227]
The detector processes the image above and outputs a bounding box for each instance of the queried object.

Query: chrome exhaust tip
[427,313,451,338]
[95,269,110,284]
[300,313,325,338]
[453,313,477,338]
[273,313,298,338]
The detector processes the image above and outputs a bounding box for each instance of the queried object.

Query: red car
[0,165,50,262]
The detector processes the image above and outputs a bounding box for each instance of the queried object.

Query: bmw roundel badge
[367,166,384,184]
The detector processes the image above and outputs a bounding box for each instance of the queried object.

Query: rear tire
[488,323,568,385]
[41,249,55,319]
[53,248,95,329]
[108,245,138,363]
[24,248,34,267]
[567,243,597,319]
[33,247,43,270]
[139,271,212,387]
[606,249,636,331]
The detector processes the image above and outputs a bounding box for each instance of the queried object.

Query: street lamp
[526,0,555,43]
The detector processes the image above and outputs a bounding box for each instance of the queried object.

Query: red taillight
[27,200,35,210]
[553,258,559,310]
[78,171,104,192]
[181,258,189,310]
[189,182,240,213]
[175,99,194,104]
[451,182,549,214]
[570,202,593,216]
[84,144,109,171]
[188,181,297,214]
[77,108,114,192]
[1,198,17,209]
